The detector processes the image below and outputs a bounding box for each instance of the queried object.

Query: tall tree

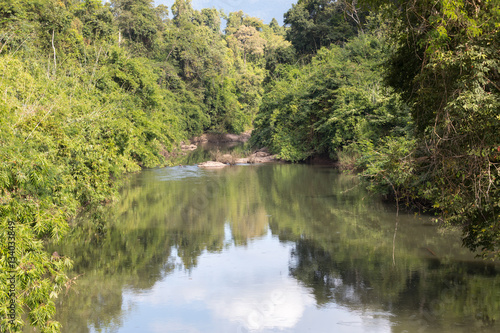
[171,0,194,25]
[110,0,161,52]
[224,10,264,35]
[201,8,221,32]
[359,0,500,258]
[75,0,114,42]
[284,0,363,55]
[234,25,266,64]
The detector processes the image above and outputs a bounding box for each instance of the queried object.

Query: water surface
[43,164,499,332]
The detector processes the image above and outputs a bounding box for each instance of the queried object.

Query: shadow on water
[32,161,499,333]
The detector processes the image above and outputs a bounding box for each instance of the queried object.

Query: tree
[269,18,281,34]
[252,31,410,162]
[359,0,500,258]
[201,8,221,32]
[234,25,266,64]
[261,21,295,79]
[284,0,363,55]
[75,0,114,42]
[224,10,264,35]
[171,0,194,25]
[155,4,169,23]
[110,0,161,52]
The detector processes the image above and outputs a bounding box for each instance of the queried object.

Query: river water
[40,160,499,332]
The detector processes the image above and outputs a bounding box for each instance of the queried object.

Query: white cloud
[122,231,315,331]
[118,228,393,332]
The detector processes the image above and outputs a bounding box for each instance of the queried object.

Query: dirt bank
[198,148,280,168]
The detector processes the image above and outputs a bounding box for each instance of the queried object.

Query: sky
[154,0,298,25]
[115,227,393,332]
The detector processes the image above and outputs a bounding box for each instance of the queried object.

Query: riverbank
[176,131,281,168]
[198,148,280,168]
[181,131,341,168]
[179,131,252,152]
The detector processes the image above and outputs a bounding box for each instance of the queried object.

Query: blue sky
[154,0,298,25]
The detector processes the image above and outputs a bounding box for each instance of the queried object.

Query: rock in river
[198,161,228,169]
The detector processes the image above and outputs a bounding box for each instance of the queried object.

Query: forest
[0,0,498,332]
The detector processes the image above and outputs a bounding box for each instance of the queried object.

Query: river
[37,157,499,332]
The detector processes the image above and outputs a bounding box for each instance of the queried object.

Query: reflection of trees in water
[45,165,271,331]
[44,205,177,333]
[41,164,500,333]
[289,238,500,331]
[257,164,500,331]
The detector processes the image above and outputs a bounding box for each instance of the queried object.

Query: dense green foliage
[1,0,499,330]
[254,0,500,260]
[284,0,365,55]
[253,25,411,162]
[0,41,179,333]
[0,0,290,331]
[356,0,500,258]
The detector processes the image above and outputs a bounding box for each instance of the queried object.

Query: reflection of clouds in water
[125,231,316,331]
[211,279,314,330]
[150,321,201,333]
[122,230,393,332]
